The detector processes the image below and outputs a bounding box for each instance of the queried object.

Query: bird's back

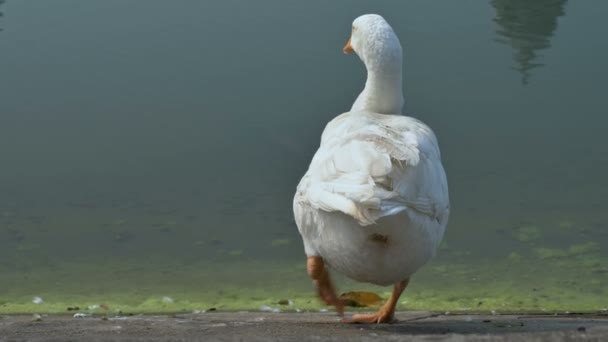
[294,111,449,285]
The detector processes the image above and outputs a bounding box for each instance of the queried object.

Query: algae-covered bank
[1,209,606,315]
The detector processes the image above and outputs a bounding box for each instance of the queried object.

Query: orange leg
[307,256,344,316]
[343,279,410,324]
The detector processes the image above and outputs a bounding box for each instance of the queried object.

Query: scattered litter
[73,313,89,318]
[32,314,42,321]
[162,296,174,304]
[259,305,281,313]
[32,297,43,305]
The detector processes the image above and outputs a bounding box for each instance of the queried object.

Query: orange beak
[343,36,354,54]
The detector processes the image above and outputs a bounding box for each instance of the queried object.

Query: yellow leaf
[339,291,383,307]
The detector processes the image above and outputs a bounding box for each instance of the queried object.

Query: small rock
[32,314,42,322]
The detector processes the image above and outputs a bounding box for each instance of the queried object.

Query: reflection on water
[492,0,568,84]
[0,0,5,32]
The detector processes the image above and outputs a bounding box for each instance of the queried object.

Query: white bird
[293,14,450,323]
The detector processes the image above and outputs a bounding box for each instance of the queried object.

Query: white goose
[293,14,450,323]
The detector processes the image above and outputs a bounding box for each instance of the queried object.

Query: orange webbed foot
[342,309,395,324]
[343,279,410,324]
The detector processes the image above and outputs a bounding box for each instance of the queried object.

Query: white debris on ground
[259,305,281,313]
[32,296,43,304]
[87,305,99,311]
[73,313,89,318]
[162,296,174,304]
[32,314,42,321]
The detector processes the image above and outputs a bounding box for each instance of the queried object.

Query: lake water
[1,0,607,313]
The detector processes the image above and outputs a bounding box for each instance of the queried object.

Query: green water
[1,0,607,314]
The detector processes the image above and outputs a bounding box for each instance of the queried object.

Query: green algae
[508,252,523,262]
[534,242,599,260]
[0,251,606,314]
[511,224,542,243]
[2,209,607,315]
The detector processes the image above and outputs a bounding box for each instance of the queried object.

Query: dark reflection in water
[492,0,568,84]
[0,0,5,32]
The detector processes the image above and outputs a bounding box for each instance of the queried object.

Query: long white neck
[351,54,404,114]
